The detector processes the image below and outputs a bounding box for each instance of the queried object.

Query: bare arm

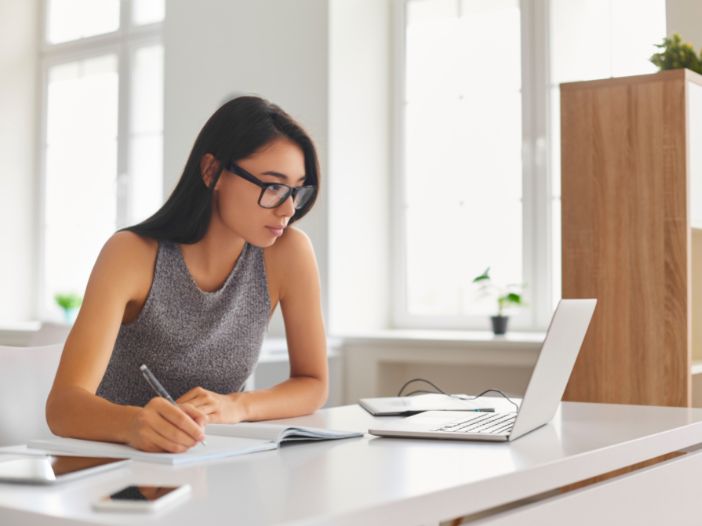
[245,227,328,419]
[46,232,206,451]
[178,227,328,421]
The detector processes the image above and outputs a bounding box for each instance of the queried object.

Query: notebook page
[206,423,362,443]
[27,435,276,465]
[207,423,288,442]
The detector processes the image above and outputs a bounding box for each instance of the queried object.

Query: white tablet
[0,455,129,485]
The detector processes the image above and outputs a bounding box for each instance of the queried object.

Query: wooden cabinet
[560,69,702,407]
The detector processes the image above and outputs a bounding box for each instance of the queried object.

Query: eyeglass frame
[225,162,317,210]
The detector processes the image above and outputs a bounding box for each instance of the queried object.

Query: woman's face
[210,137,307,247]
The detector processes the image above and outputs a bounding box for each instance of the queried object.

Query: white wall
[164,0,329,336]
[328,0,392,334]
[666,0,702,46]
[0,0,38,323]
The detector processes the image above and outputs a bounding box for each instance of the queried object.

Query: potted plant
[472,268,524,335]
[54,292,82,324]
[650,33,702,74]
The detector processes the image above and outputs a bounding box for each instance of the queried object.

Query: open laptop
[368,298,596,442]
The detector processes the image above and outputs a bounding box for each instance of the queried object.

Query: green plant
[472,268,524,316]
[650,33,702,75]
[54,292,82,311]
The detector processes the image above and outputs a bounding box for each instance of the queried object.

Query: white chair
[29,322,71,346]
[0,343,63,446]
[0,321,70,347]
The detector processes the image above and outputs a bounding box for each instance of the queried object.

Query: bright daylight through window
[399,0,665,330]
[41,0,164,321]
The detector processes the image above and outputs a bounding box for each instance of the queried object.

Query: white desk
[2,403,702,525]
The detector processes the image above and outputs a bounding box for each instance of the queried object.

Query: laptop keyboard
[432,412,517,435]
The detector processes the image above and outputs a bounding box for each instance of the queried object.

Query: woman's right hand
[126,397,207,452]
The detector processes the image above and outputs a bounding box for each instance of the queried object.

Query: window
[40,0,164,320]
[396,0,665,330]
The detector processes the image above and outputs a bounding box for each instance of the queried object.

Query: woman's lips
[266,226,285,237]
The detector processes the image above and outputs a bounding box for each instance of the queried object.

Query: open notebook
[25,423,362,466]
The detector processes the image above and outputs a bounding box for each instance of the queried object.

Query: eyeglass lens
[260,185,315,209]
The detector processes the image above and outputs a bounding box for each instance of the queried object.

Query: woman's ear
[200,153,221,189]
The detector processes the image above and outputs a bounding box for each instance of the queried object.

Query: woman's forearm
[238,376,328,422]
[46,386,140,443]
[47,376,327,439]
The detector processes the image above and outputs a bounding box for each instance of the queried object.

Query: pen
[467,408,495,413]
[139,364,207,446]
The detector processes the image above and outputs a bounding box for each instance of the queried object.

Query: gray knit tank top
[97,240,270,407]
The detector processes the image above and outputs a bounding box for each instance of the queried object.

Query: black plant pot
[490,315,509,335]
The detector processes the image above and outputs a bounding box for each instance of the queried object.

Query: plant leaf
[472,267,491,283]
[505,292,522,304]
[54,292,83,310]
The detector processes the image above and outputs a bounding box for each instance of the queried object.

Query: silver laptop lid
[509,299,596,440]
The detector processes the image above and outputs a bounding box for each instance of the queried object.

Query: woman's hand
[177,387,248,424]
[126,397,207,452]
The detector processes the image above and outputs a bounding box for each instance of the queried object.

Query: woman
[46,96,328,453]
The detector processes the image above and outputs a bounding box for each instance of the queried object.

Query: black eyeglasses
[226,163,316,210]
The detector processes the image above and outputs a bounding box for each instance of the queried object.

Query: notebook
[368,299,596,442]
[26,423,362,465]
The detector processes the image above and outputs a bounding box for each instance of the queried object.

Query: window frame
[392,0,554,331]
[37,0,163,320]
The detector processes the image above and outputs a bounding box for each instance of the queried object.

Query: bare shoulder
[100,231,158,268]
[105,230,158,251]
[92,231,158,291]
[265,226,315,266]
[263,226,319,301]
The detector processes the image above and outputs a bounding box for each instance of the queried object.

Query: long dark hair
[125,96,320,243]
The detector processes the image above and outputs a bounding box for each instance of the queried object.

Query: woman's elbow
[315,376,329,409]
[45,389,70,437]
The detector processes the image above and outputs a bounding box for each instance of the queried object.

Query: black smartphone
[93,484,191,512]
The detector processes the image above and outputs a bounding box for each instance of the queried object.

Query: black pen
[139,364,207,447]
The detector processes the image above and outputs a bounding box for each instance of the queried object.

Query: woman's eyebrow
[262,170,306,183]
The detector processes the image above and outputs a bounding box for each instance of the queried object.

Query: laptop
[368,298,596,442]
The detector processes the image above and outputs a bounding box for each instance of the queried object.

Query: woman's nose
[277,194,295,217]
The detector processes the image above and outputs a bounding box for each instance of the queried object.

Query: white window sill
[333,329,545,350]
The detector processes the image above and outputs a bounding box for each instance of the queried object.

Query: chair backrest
[0,343,63,446]
[0,321,70,347]
[29,322,71,346]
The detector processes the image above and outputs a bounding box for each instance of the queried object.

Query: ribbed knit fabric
[96,240,270,407]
